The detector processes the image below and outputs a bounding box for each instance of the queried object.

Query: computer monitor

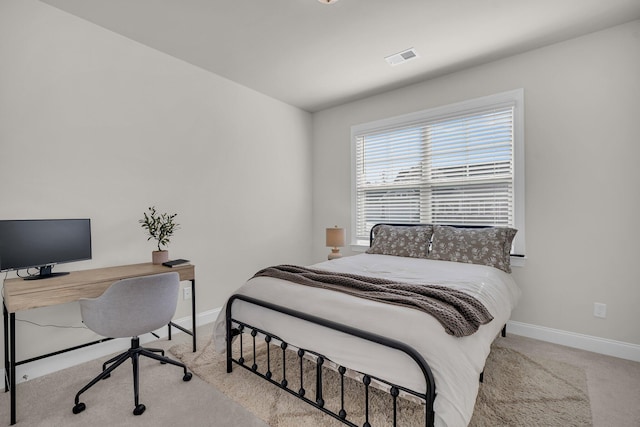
[0,219,92,280]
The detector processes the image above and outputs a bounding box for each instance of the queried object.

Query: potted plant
[139,206,179,264]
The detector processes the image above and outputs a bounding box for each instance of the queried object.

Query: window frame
[350,89,525,259]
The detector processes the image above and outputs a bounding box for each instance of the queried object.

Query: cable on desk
[15,318,88,330]
[16,268,40,279]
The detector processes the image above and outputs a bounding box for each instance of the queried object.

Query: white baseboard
[3,308,221,385]
[506,320,640,362]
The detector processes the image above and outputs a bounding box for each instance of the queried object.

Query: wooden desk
[2,263,196,425]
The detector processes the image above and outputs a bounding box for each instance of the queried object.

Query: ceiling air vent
[385,48,419,66]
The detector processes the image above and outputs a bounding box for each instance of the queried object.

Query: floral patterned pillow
[429,225,517,273]
[366,225,433,258]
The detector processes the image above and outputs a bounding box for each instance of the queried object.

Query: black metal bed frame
[224,223,509,427]
[226,294,436,427]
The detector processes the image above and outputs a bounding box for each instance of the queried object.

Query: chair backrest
[79,272,180,338]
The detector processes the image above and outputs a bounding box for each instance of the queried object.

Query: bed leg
[225,300,238,373]
[479,370,484,383]
[226,325,232,373]
[501,324,506,337]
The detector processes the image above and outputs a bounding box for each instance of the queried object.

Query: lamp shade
[326,227,345,248]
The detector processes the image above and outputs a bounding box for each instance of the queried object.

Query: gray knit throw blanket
[252,265,493,337]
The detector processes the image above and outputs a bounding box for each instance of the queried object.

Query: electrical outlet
[183,287,192,300]
[593,302,606,318]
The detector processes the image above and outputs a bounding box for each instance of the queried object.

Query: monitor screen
[0,219,92,279]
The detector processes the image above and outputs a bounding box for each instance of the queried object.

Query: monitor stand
[23,265,70,281]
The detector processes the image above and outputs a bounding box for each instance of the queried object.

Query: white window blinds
[352,90,524,252]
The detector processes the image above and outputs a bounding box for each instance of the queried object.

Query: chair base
[72,337,192,416]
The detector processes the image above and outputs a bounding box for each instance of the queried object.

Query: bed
[213,224,520,426]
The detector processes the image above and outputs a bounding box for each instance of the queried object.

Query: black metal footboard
[225,294,436,427]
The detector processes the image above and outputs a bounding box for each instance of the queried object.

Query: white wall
[0,0,312,366]
[312,21,640,346]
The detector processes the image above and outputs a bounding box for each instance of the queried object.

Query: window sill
[510,256,526,268]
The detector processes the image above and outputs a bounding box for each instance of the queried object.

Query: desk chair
[72,272,192,416]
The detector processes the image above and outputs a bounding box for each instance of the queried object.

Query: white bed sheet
[213,254,520,427]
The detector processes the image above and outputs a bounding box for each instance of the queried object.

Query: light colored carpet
[470,346,591,426]
[170,338,592,427]
[0,334,268,427]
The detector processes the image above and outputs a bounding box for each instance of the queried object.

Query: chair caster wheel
[72,402,86,414]
[133,403,146,416]
[183,372,192,381]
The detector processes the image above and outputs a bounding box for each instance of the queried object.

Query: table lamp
[326,226,345,260]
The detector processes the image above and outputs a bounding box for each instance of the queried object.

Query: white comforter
[213,254,520,427]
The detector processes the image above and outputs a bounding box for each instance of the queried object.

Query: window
[351,89,525,255]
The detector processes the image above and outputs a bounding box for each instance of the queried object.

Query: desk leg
[166,279,196,352]
[191,279,196,352]
[3,302,8,393]
[9,312,16,425]
[3,303,17,425]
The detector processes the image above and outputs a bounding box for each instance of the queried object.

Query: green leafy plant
[139,206,179,251]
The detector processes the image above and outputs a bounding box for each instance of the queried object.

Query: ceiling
[41,0,640,112]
